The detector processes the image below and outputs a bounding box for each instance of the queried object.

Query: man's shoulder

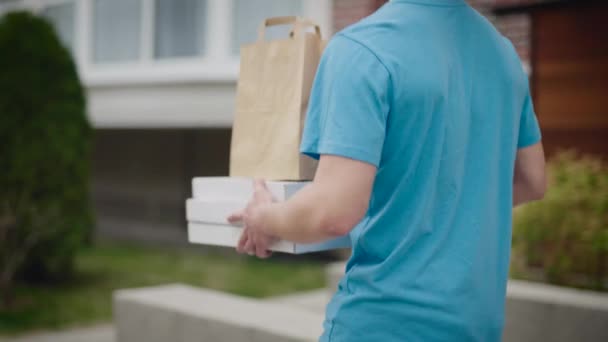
[336,4,410,50]
[328,6,411,76]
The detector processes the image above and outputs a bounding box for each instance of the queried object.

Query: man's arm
[258,155,375,243]
[513,142,546,207]
[228,36,388,257]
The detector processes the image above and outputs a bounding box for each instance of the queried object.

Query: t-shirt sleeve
[300,35,391,167]
[517,89,542,148]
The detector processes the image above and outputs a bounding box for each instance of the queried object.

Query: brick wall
[470,0,536,66]
[333,0,387,32]
[332,0,537,65]
[496,14,531,64]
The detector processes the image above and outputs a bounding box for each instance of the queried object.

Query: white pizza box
[186,177,351,254]
[186,198,244,225]
[191,177,307,201]
[188,221,351,254]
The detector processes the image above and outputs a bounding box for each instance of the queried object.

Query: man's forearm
[513,143,547,207]
[513,181,528,207]
[259,184,343,243]
[513,180,544,207]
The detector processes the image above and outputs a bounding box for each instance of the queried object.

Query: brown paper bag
[230,16,326,181]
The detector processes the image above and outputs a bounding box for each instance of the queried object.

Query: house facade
[492,0,608,158]
[0,0,331,243]
[2,0,603,244]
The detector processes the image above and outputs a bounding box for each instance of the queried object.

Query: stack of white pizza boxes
[186,177,351,254]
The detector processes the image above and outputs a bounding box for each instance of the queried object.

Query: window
[232,0,303,54]
[4,0,330,84]
[154,0,206,59]
[0,0,24,16]
[93,0,142,63]
[42,2,75,53]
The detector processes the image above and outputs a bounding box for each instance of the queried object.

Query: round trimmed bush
[512,151,608,291]
[0,11,92,297]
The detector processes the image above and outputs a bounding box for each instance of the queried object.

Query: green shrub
[0,12,92,305]
[513,151,608,291]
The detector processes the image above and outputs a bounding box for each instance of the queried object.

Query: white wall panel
[88,83,236,128]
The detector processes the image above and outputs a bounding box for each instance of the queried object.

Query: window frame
[90,0,144,65]
[152,0,208,60]
[0,0,332,86]
[40,0,76,53]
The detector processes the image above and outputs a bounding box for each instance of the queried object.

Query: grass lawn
[0,241,327,336]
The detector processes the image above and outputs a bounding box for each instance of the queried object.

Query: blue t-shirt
[300,0,542,341]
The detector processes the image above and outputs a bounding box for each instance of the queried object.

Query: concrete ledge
[327,262,608,342]
[113,284,323,342]
[326,261,345,293]
[267,289,330,314]
[504,280,608,342]
[114,268,608,341]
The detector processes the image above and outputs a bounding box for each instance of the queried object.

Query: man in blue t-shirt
[229,0,546,340]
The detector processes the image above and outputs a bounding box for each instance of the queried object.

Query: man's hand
[227,179,277,258]
[513,142,546,206]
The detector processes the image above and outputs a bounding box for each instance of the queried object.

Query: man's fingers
[236,227,249,253]
[244,239,255,256]
[227,210,245,224]
[253,235,272,259]
[253,178,269,194]
[255,244,272,259]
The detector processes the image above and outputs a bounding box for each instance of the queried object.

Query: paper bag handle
[257,16,321,41]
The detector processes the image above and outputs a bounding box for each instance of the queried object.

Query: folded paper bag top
[229,16,326,181]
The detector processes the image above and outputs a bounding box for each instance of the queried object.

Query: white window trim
[0,0,72,17]
[0,0,333,87]
[141,0,153,63]
[303,0,333,41]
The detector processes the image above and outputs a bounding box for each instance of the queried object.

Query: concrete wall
[503,280,608,342]
[326,262,608,342]
[115,279,608,342]
[114,284,324,342]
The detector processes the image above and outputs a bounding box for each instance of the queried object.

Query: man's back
[301,0,542,340]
